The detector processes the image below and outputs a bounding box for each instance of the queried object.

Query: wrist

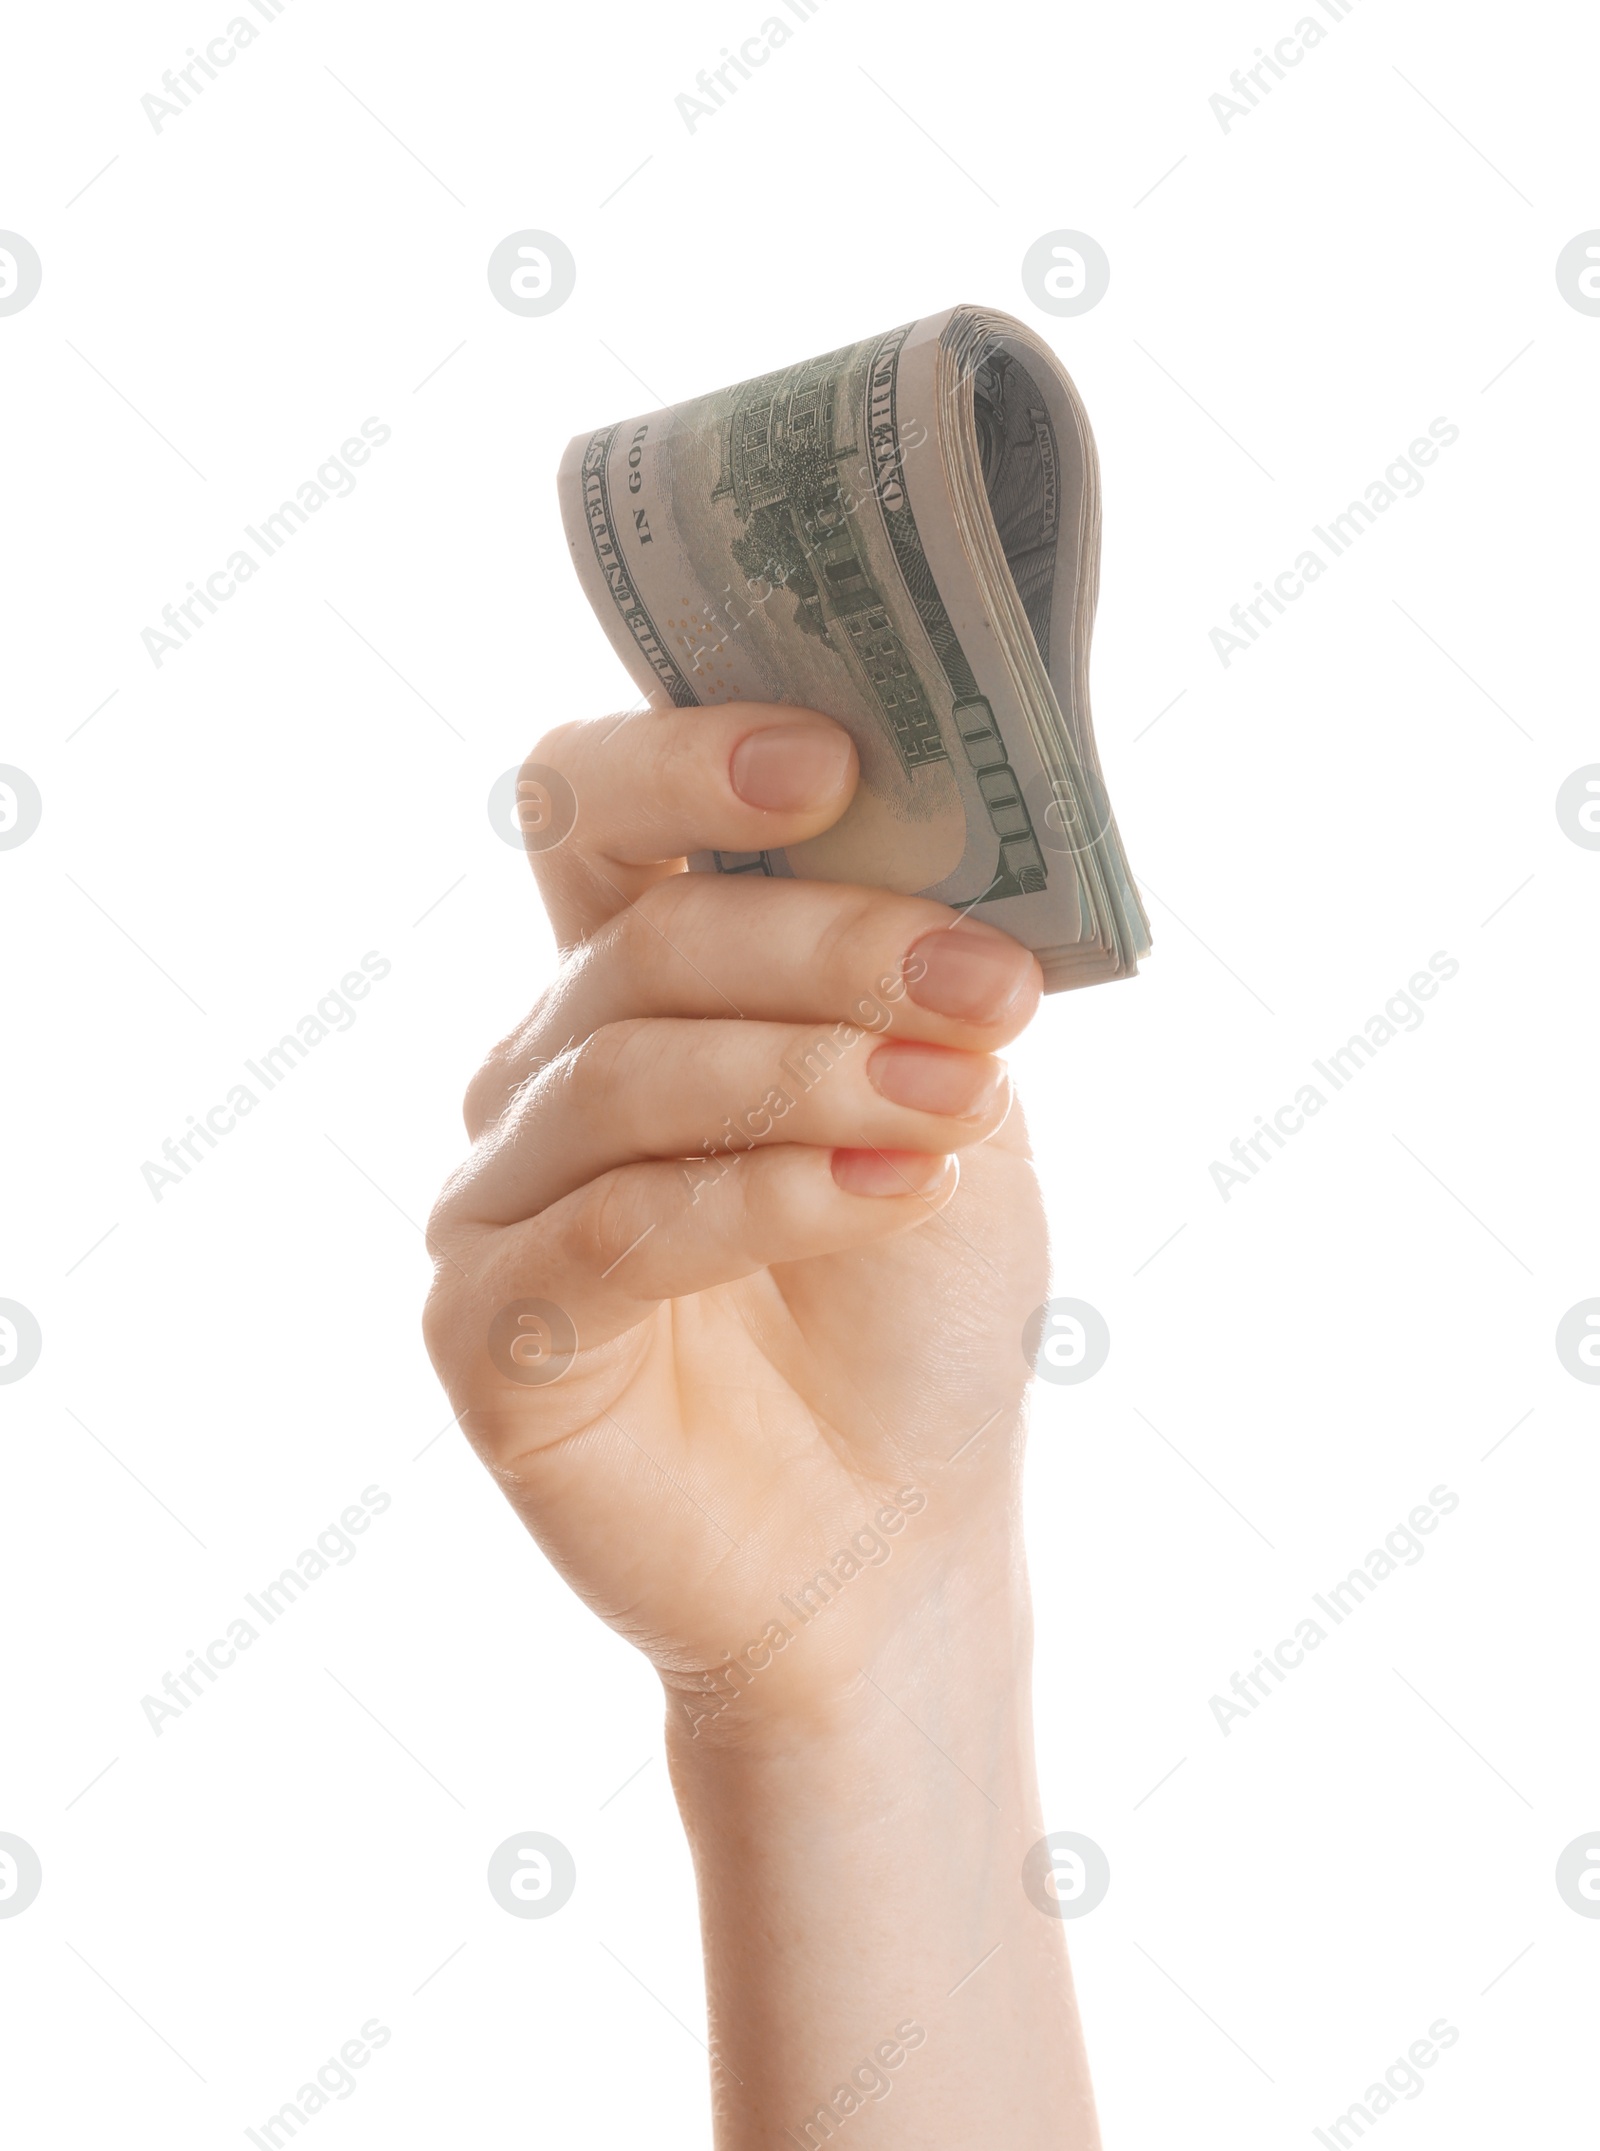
[665,1642,1042,1870]
[661,1496,1032,1770]
[660,1530,1099,2149]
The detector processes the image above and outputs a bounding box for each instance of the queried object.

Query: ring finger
[447,1017,1013,1228]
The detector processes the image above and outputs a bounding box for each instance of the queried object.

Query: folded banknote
[558,303,1149,990]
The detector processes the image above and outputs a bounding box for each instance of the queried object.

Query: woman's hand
[423,700,1048,1734]
[422,702,1099,2147]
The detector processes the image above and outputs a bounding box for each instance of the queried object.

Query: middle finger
[469,873,1042,1135]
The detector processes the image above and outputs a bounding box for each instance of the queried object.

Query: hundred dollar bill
[557,303,1149,990]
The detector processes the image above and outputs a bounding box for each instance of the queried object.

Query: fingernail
[867,1043,1007,1120]
[904,924,1039,1025]
[730,722,854,813]
[832,1147,951,1198]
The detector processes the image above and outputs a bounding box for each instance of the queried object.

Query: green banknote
[558,303,1149,990]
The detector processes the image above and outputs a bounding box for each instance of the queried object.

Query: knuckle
[424,1184,453,1246]
[459,975,582,1135]
[617,875,703,977]
[564,1015,651,1098]
[462,1049,510,1135]
[573,1167,650,1282]
[813,885,894,993]
[419,1201,484,1367]
[424,1158,474,1249]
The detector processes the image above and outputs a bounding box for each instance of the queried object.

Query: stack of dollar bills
[559,303,1149,991]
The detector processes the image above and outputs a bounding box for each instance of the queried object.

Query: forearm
[665,1536,1101,2149]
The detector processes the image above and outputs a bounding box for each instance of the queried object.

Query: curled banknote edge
[557,303,1150,991]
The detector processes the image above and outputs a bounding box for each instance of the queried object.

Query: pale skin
[423,701,1102,2148]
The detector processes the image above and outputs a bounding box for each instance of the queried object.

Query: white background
[3,0,1597,2142]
